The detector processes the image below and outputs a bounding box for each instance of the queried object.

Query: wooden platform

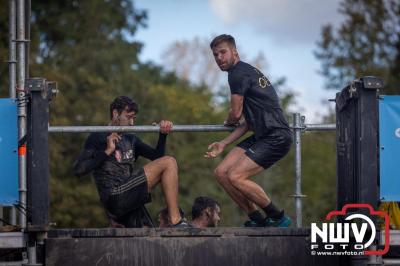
[46,227,348,266]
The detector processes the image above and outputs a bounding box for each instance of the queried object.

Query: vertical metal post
[25,0,31,78]
[293,113,303,228]
[6,0,18,231]
[27,245,37,264]
[9,0,17,98]
[16,0,27,229]
[16,2,40,265]
[11,205,17,225]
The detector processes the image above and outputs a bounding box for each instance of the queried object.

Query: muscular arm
[221,120,249,146]
[136,133,167,161]
[205,121,249,158]
[225,94,243,125]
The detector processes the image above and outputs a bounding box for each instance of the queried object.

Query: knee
[227,171,241,187]
[214,167,225,179]
[161,155,178,169]
[214,167,228,184]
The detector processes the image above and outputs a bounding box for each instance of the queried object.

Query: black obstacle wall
[336,76,383,211]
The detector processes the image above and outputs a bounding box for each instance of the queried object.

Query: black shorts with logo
[237,129,293,169]
[104,168,151,218]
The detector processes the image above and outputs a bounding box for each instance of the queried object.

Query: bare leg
[226,154,271,208]
[214,147,258,213]
[143,156,181,225]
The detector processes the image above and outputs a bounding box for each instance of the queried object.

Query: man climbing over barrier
[206,34,293,227]
[190,196,221,228]
[74,96,188,227]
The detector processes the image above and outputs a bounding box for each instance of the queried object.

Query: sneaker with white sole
[170,219,191,228]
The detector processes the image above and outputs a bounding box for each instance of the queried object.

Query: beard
[219,59,235,71]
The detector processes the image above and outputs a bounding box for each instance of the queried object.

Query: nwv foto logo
[310,204,390,256]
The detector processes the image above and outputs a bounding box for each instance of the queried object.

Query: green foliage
[315,0,400,94]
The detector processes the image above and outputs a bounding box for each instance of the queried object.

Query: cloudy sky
[135,0,344,121]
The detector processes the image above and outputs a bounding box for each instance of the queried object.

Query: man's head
[157,207,185,228]
[109,96,139,126]
[191,196,221,228]
[210,34,239,71]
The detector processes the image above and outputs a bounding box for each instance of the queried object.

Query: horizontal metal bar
[48,124,336,133]
[49,125,235,133]
[304,124,336,131]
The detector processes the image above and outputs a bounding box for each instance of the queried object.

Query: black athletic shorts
[237,128,293,169]
[104,168,151,218]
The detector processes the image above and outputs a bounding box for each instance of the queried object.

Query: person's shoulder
[125,133,141,143]
[84,132,107,148]
[239,61,254,68]
[87,132,110,142]
[87,132,106,140]
[229,61,253,76]
[237,61,254,70]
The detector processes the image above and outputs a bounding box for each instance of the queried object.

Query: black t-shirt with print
[228,61,290,139]
[73,132,166,202]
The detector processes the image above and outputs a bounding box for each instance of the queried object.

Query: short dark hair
[210,34,236,49]
[191,196,219,220]
[109,96,139,119]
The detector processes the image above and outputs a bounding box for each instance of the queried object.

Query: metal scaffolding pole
[25,0,30,79]
[16,0,27,229]
[10,205,17,225]
[292,113,305,228]
[304,123,336,131]
[48,124,336,133]
[9,0,18,227]
[8,0,17,98]
[49,124,235,133]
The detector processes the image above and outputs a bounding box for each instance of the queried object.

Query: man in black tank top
[206,34,293,227]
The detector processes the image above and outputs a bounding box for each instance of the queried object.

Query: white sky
[134,0,344,122]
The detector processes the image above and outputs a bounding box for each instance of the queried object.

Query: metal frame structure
[1,1,30,265]
[48,123,335,133]
[8,0,17,99]
[1,0,27,229]
[5,0,19,229]
[48,120,336,228]
[16,0,28,230]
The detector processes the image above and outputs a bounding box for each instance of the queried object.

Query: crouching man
[74,96,187,227]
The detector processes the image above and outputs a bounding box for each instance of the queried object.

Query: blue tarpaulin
[0,98,18,205]
[380,96,400,201]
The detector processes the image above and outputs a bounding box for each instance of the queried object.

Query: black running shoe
[244,220,263,227]
[170,219,190,228]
